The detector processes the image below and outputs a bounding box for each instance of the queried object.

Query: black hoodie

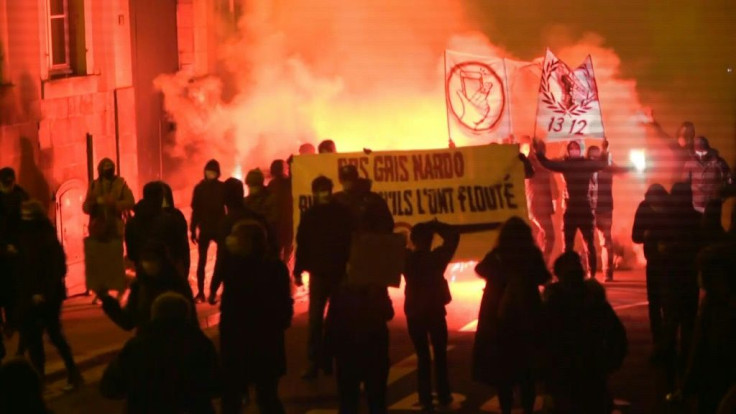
[190,160,225,237]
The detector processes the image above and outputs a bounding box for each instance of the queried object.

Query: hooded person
[0,167,29,359]
[208,178,269,305]
[632,184,670,350]
[82,158,134,241]
[100,292,220,413]
[659,182,703,392]
[267,160,294,263]
[160,182,190,277]
[190,159,226,303]
[681,136,732,213]
[98,240,197,332]
[219,222,293,414]
[0,358,51,414]
[244,168,278,228]
[16,200,83,391]
[535,139,608,278]
[293,176,352,380]
[542,252,627,414]
[333,164,394,234]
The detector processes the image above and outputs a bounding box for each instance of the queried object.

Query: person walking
[190,160,226,303]
[472,217,551,414]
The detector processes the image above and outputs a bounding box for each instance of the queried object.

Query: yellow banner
[291,144,528,261]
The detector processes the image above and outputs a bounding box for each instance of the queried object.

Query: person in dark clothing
[333,164,394,234]
[267,160,294,264]
[100,292,220,414]
[326,284,394,414]
[542,251,628,414]
[16,200,83,390]
[126,182,189,279]
[472,217,551,414]
[659,182,703,392]
[244,168,278,232]
[318,139,337,154]
[701,182,736,246]
[0,358,50,414]
[219,222,293,414]
[0,167,29,361]
[208,178,269,305]
[161,182,191,277]
[587,144,631,281]
[679,241,736,414]
[632,184,670,351]
[294,176,352,380]
[535,139,608,278]
[98,240,197,332]
[404,220,459,412]
[682,136,732,213]
[520,138,558,264]
[190,160,226,303]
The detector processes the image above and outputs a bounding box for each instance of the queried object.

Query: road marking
[480,395,545,413]
[389,392,466,410]
[613,301,648,311]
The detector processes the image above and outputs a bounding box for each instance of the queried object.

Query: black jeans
[221,376,284,414]
[196,232,217,296]
[407,312,451,406]
[645,260,665,343]
[563,210,597,276]
[335,331,390,414]
[21,301,79,380]
[307,276,337,369]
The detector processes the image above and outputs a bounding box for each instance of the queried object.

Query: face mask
[568,150,581,158]
[141,260,161,276]
[315,190,331,204]
[205,170,217,180]
[21,211,34,221]
[102,169,115,180]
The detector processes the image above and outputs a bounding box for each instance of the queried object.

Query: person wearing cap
[0,167,29,360]
[535,139,608,278]
[219,222,293,414]
[97,240,196,332]
[100,292,220,413]
[294,176,352,379]
[267,160,294,264]
[190,159,226,303]
[16,199,83,391]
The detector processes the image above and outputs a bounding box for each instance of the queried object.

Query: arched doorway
[55,179,88,296]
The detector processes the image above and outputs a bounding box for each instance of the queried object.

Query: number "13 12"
[548,117,587,135]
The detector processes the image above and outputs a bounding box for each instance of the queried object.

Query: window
[46,0,86,76]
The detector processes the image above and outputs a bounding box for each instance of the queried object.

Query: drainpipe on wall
[86,132,94,182]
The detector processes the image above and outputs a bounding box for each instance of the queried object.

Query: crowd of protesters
[0,124,733,414]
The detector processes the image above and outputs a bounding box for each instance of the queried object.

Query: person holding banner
[520,137,559,264]
[404,220,458,411]
[293,176,352,380]
[535,139,608,278]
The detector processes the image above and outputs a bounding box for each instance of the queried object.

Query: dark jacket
[590,163,630,213]
[661,190,703,298]
[333,178,394,234]
[682,148,731,211]
[100,320,220,414]
[266,175,294,249]
[101,264,196,332]
[212,203,271,284]
[542,280,628,412]
[631,200,669,262]
[0,185,29,248]
[164,206,191,276]
[293,200,352,281]
[536,153,607,216]
[403,224,459,319]
[325,284,394,354]
[16,218,67,311]
[219,257,293,381]
[472,245,550,385]
[190,176,225,238]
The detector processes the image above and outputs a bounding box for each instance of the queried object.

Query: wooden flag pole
[444,51,455,149]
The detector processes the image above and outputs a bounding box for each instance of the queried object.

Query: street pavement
[5,259,674,414]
